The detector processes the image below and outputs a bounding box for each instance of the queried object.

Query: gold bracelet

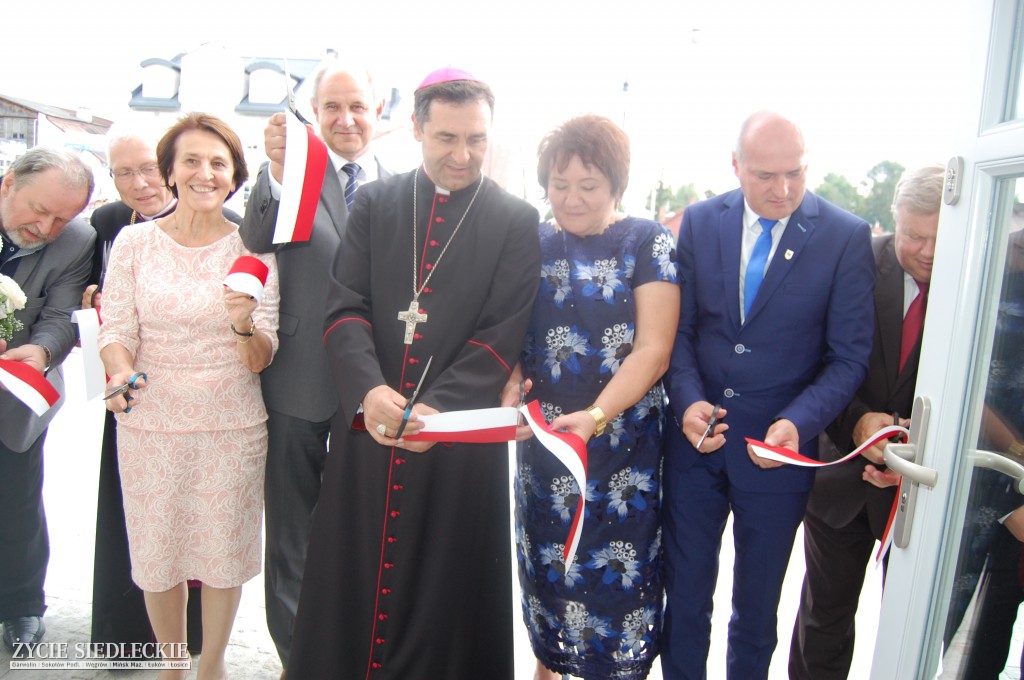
[585,404,607,437]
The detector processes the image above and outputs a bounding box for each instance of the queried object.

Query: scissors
[394,356,433,439]
[103,372,147,413]
[696,404,722,450]
[283,57,312,126]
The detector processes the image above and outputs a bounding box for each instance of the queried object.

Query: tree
[646,180,699,214]
[814,173,863,216]
[861,161,905,232]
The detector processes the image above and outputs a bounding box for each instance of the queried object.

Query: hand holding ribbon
[745,425,909,467]
[403,401,589,568]
[746,424,911,564]
[0,350,60,416]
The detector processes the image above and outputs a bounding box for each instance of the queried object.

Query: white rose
[0,274,27,313]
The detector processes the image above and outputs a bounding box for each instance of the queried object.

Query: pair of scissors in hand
[696,404,722,450]
[394,356,432,439]
[104,372,147,413]
[283,58,312,126]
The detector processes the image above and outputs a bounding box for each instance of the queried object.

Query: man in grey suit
[240,59,391,668]
[0,148,94,651]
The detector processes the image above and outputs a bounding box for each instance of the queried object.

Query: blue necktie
[743,217,777,319]
[342,162,361,211]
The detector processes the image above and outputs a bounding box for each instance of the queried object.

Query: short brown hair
[156,112,248,200]
[537,115,630,202]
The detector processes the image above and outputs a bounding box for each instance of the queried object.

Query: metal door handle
[884,396,936,548]
[972,448,1024,493]
[885,443,939,488]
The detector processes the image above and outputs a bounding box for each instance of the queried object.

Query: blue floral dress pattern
[515,216,677,679]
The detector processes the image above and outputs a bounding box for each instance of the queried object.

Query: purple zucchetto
[416,67,481,90]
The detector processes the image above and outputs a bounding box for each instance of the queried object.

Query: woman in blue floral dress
[504,115,679,679]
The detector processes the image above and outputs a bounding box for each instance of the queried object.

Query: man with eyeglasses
[83,127,241,658]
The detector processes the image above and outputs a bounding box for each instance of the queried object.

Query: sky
[3,0,973,209]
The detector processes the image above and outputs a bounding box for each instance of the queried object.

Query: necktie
[900,280,929,372]
[341,162,361,211]
[743,217,777,319]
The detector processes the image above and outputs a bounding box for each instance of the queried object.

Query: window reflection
[941,181,1024,677]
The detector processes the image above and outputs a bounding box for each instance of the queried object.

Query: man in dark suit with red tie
[789,164,945,680]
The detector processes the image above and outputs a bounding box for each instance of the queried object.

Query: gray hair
[308,58,376,106]
[105,122,165,159]
[9,147,95,199]
[892,164,944,217]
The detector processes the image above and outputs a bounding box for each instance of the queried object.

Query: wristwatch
[585,404,607,437]
[35,344,52,375]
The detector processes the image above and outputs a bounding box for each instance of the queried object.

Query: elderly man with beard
[0,147,94,651]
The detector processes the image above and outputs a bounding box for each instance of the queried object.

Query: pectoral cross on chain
[398,299,428,344]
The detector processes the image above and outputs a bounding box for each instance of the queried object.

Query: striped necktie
[341,162,360,211]
[743,217,777,319]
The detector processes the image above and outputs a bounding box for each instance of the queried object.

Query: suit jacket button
[723,388,735,398]
[734,343,746,354]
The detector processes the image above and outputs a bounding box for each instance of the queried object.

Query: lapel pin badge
[784,249,794,260]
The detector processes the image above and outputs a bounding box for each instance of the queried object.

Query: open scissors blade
[282,57,311,126]
[395,356,433,439]
[406,356,433,409]
[102,384,130,401]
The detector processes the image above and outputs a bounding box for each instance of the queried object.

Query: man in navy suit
[661,111,876,679]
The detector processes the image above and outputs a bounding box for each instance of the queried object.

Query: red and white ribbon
[404,406,519,443]
[520,401,589,567]
[71,308,106,399]
[405,400,589,567]
[746,426,910,564]
[745,426,909,467]
[224,256,270,304]
[272,113,329,244]
[0,357,59,416]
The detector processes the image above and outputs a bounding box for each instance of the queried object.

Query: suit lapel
[12,248,43,284]
[719,192,745,333]
[320,166,348,238]
[744,193,818,324]
[876,239,907,393]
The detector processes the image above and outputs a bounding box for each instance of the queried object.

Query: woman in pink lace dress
[98,113,279,680]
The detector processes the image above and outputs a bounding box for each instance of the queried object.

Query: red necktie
[900,280,929,372]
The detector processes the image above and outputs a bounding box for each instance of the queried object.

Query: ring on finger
[376,423,388,436]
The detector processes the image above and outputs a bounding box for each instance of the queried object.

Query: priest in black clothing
[288,68,541,679]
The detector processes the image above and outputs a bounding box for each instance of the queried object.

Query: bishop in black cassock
[288,70,541,680]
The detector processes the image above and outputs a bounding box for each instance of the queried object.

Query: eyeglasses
[110,164,160,182]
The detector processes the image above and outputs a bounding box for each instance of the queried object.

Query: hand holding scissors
[394,356,432,440]
[683,402,727,453]
[696,404,722,450]
[104,372,147,413]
